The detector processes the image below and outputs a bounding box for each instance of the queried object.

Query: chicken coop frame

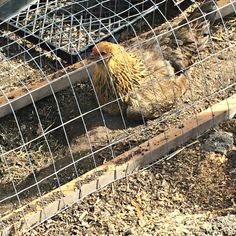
[0,0,236,234]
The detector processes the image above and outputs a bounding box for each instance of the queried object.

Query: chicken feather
[90,0,217,120]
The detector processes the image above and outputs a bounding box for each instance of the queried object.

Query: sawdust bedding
[25,117,236,236]
[0,34,67,94]
[0,5,235,233]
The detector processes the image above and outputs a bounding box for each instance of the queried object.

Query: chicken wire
[0,0,172,63]
[0,0,236,234]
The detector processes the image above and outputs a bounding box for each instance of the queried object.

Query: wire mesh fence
[0,0,173,63]
[0,0,235,234]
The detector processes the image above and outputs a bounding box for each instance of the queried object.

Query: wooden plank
[0,60,94,119]
[1,93,236,236]
[0,0,234,120]
[216,0,236,20]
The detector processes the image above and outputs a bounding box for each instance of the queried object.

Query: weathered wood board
[1,93,236,236]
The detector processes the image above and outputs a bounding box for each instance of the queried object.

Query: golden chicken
[90,0,217,120]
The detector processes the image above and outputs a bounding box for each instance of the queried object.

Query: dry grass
[25,118,236,236]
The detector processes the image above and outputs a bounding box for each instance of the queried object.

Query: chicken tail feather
[180,0,218,35]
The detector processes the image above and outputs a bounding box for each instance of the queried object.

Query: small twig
[211,36,224,41]
[44,122,54,133]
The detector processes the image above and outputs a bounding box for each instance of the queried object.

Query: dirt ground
[0,2,235,234]
[23,117,236,236]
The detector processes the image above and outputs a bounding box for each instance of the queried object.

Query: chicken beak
[89,52,96,60]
